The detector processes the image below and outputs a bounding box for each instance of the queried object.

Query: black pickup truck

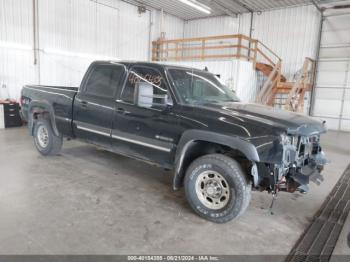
[21,61,327,223]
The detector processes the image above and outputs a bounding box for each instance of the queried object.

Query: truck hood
[199,102,327,136]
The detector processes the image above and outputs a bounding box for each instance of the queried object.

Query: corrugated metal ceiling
[132,0,347,20]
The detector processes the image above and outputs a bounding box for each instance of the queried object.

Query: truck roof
[92,60,207,73]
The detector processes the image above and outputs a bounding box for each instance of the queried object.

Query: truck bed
[21,85,78,137]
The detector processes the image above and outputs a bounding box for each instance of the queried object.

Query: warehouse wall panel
[184,16,239,38]
[38,0,151,87]
[152,10,184,40]
[312,12,350,131]
[39,0,150,59]
[251,5,321,80]
[0,0,184,100]
[0,0,33,45]
[181,5,321,109]
[163,13,184,39]
[238,13,252,37]
[39,54,91,87]
[0,0,331,114]
[0,48,36,99]
[183,5,321,82]
[0,0,36,100]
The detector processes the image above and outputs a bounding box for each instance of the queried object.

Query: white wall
[0,0,36,100]
[184,16,239,37]
[0,0,185,100]
[152,10,184,40]
[39,0,151,87]
[0,1,322,104]
[248,5,321,80]
[312,13,350,131]
[175,5,321,110]
[183,5,321,81]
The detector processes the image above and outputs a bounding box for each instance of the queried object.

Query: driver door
[112,66,179,167]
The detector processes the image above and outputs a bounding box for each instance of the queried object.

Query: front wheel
[184,154,251,223]
[33,119,63,156]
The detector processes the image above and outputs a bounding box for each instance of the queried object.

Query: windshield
[168,68,240,105]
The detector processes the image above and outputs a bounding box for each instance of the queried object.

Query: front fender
[247,135,284,165]
[173,130,260,189]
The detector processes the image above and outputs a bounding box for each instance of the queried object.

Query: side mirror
[136,82,153,108]
[136,82,169,110]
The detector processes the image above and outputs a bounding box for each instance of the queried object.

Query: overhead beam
[208,0,238,17]
[232,0,254,12]
[311,0,324,13]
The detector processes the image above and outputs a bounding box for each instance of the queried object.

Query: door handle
[116,107,124,114]
[116,108,131,115]
[80,101,88,108]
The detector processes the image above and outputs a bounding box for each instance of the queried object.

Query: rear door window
[85,65,125,98]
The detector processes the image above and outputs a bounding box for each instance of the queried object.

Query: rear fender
[28,101,59,136]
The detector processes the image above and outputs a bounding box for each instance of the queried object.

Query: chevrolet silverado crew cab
[21,61,327,223]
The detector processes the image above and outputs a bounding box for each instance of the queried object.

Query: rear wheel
[184,154,251,223]
[33,119,63,156]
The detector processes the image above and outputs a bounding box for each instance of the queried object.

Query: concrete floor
[0,127,349,255]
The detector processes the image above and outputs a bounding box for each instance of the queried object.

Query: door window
[121,67,167,106]
[85,65,125,97]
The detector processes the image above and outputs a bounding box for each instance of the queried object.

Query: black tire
[184,154,251,223]
[33,119,63,156]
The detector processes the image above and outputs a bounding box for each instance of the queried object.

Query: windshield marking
[130,71,167,92]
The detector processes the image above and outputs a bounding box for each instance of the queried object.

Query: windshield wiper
[222,99,238,102]
[203,100,221,104]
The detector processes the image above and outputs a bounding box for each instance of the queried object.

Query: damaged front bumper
[278,134,328,194]
[252,133,328,194]
[287,151,327,193]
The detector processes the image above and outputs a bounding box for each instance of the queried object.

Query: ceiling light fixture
[177,0,211,14]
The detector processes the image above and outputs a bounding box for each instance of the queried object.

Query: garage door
[312,11,350,131]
